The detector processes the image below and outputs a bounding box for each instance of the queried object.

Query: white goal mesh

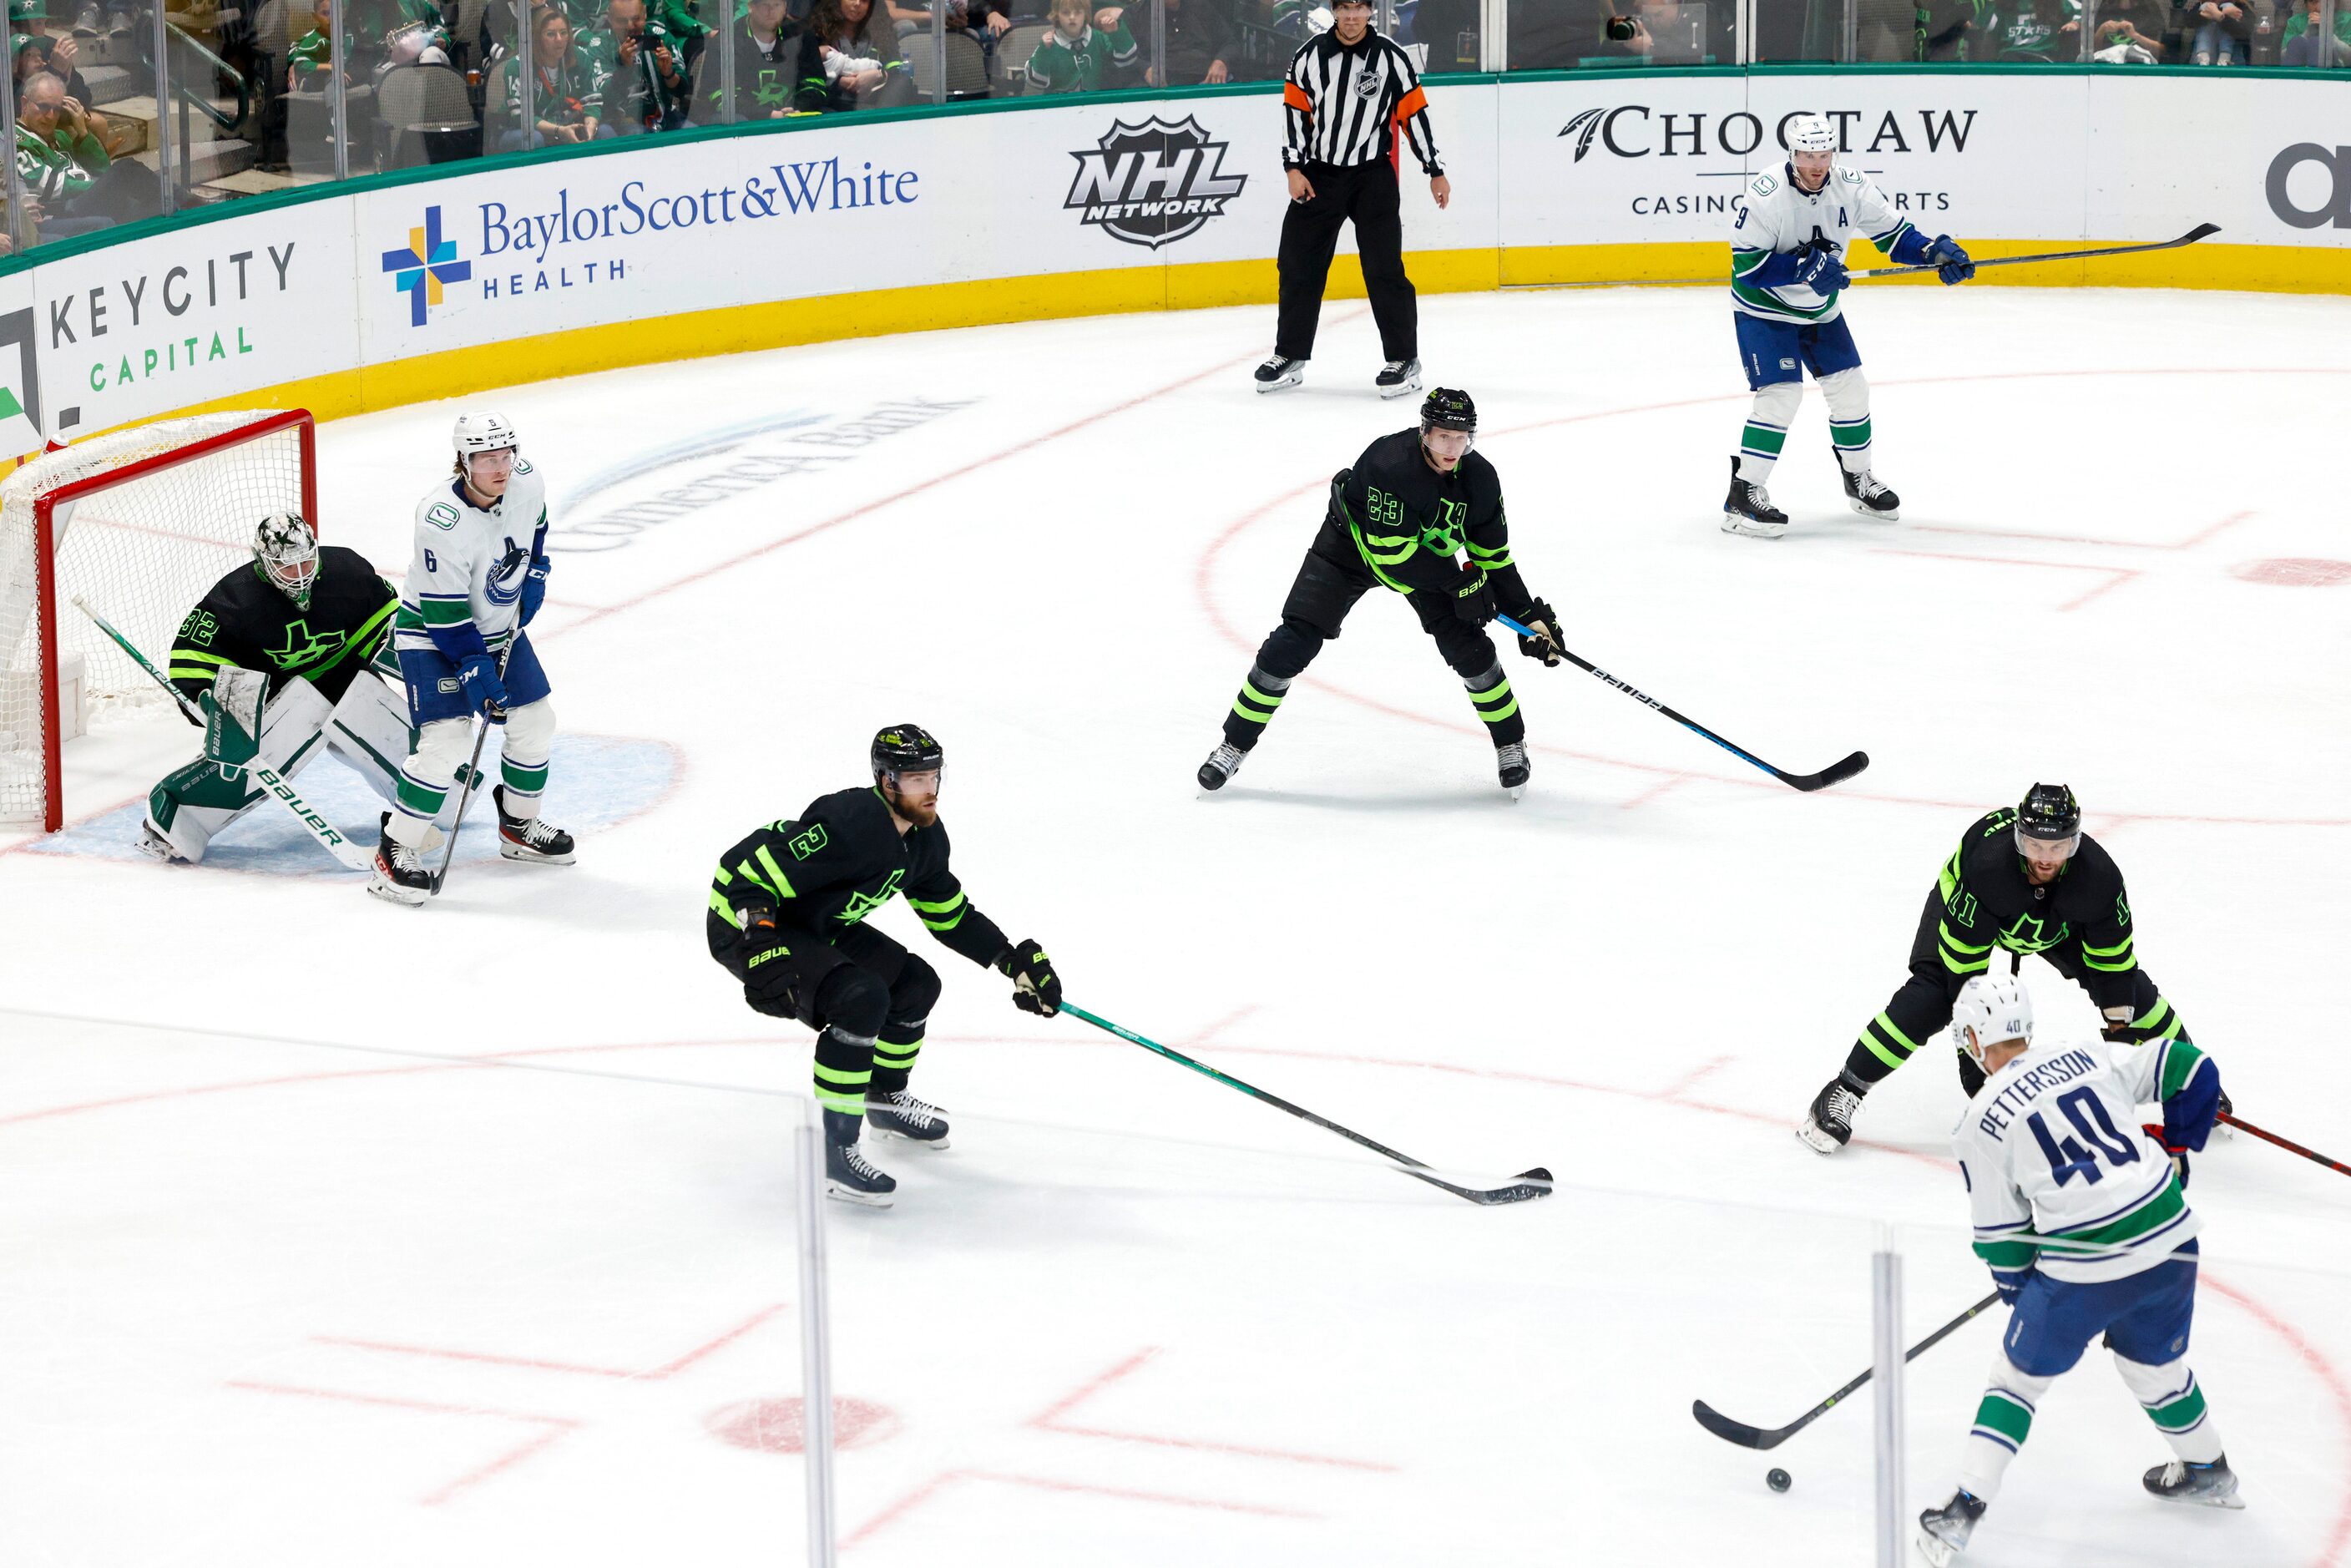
[0,410,315,829]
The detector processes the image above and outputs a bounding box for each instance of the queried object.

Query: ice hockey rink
[3,281,2348,1566]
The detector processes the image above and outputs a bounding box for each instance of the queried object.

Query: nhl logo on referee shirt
[1065,115,1247,250]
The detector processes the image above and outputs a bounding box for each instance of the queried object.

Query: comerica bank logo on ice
[1065,115,1246,249]
[382,205,473,326]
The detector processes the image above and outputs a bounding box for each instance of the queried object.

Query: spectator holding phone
[580,0,692,131]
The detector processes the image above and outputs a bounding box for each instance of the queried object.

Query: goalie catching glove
[995,939,1061,1017]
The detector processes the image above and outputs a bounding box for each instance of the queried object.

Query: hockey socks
[812,1026,878,1120]
[1465,662,1524,746]
[1222,664,1292,750]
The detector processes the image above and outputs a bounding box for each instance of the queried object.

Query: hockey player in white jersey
[1916,974,2240,1566]
[371,412,575,904]
[1723,112,1975,539]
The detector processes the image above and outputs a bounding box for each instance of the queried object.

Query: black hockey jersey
[1327,429,1531,615]
[1934,807,2137,980]
[166,545,398,715]
[705,785,1008,969]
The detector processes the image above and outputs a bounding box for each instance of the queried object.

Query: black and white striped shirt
[1282,28,1442,177]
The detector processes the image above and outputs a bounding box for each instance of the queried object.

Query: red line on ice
[314,1301,788,1383]
[1868,547,2142,614]
[224,1378,581,1506]
[843,1466,1318,1550]
[1028,1346,1396,1472]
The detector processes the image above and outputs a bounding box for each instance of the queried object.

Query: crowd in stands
[0,0,2339,249]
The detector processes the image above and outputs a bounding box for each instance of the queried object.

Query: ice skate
[494,785,575,864]
[1496,741,1530,799]
[1197,741,1246,792]
[826,1137,897,1207]
[1376,357,1423,397]
[2144,1455,2242,1509]
[134,821,182,864]
[1253,355,1305,393]
[1797,1073,1865,1153]
[868,1090,950,1148]
[1842,465,1900,520]
[369,815,433,906]
[1723,456,1788,538]
[1915,1489,1986,1565]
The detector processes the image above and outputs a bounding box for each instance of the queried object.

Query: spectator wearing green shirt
[1977,0,2079,57]
[15,68,151,234]
[2282,0,2351,61]
[1026,0,1135,92]
[498,8,614,148]
[579,0,693,131]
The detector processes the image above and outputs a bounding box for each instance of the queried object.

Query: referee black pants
[1276,158,1418,363]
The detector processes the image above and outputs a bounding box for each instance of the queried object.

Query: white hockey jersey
[392,460,549,658]
[1728,162,1919,326]
[1954,1037,2207,1286]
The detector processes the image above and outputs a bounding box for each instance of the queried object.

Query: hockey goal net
[0,409,317,831]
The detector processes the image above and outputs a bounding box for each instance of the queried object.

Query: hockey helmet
[1784,112,1836,156]
[1420,387,1477,435]
[2015,781,2081,861]
[871,723,945,781]
[254,513,319,609]
[1952,974,2034,1069]
[453,411,519,466]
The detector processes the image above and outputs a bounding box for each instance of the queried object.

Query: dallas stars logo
[268,620,347,672]
[835,870,905,925]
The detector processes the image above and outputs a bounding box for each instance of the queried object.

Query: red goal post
[0,409,318,832]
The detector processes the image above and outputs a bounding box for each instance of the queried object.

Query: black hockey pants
[1843,888,2192,1098]
[1221,525,1523,753]
[1276,158,1418,363]
[717,920,941,1130]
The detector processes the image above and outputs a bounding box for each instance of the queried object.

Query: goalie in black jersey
[139,515,414,865]
[1800,783,2201,1154]
[705,725,1063,1206]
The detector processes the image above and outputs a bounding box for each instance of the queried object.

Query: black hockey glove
[741,938,804,1019]
[1514,597,1565,667]
[1452,566,1495,627]
[995,939,1061,1017]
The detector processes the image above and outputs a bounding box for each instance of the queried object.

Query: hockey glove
[1992,1266,2034,1308]
[1792,243,1848,294]
[733,892,779,938]
[457,653,510,717]
[742,938,803,1019]
[1927,235,1974,286]
[518,555,551,626]
[1453,566,1496,627]
[1515,597,1565,667]
[2142,1124,2191,1190]
[996,939,1061,1018]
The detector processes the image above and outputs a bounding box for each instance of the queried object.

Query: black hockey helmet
[2016,782,2081,842]
[872,724,945,781]
[1420,387,1477,435]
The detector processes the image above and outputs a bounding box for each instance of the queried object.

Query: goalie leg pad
[326,673,419,809]
[144,676,335,863]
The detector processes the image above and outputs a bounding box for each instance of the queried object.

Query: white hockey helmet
[1952,974,2034,1070]
[254,512,319,608]
[1784,112,1837,157]
[453,411,519,468]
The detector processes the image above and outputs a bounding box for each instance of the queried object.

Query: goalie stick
[71,595,373,873]
[1691,1290,2000,1450]
[1496,615,1868,792]
[1062,1004,1555,1206]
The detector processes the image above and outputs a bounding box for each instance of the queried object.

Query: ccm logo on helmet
[2267,144,2351,230]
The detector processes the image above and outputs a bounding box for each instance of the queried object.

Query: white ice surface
[3,285,2349,1566]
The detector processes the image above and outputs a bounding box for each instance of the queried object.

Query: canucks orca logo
[484,541,529,607]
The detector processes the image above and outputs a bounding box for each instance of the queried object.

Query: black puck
[1766,1468,1792,1493]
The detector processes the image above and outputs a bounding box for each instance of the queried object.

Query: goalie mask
[254,513,319,609]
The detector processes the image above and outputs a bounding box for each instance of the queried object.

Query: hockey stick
[1846,223,2219,280]
[1691,1290,2000,1450]
[2218,1111,2351,1179]
[1062,1003,1555,1206]
[430,667,508,896]
[1495,615,1868,792]
[1501,225,2219,292]
[70,595,373,872]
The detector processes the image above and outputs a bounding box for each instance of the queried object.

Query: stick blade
[1454,1166,1555,1206]
[1781,750,1870,792]
[2182,222,2221,243]
[1691,1399,1784,1449]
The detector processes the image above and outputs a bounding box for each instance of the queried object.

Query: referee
[1256,0,1449,399]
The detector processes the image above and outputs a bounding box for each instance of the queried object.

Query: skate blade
[1722,514,1787,539]
[2153,1489,2245,1510]
[1378,378,1422,399]
[1504,783,1526,802]
[1254,374,1302,394]
[1847,498,1901,522]
[498,842,577,865]
[871,1125,951,1151]
[1914,1527,1961,1567]
[1795,1116,1846,1155]
[826,1180,895,1208]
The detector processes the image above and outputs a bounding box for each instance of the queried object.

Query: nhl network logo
[1065,115,1246,250]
